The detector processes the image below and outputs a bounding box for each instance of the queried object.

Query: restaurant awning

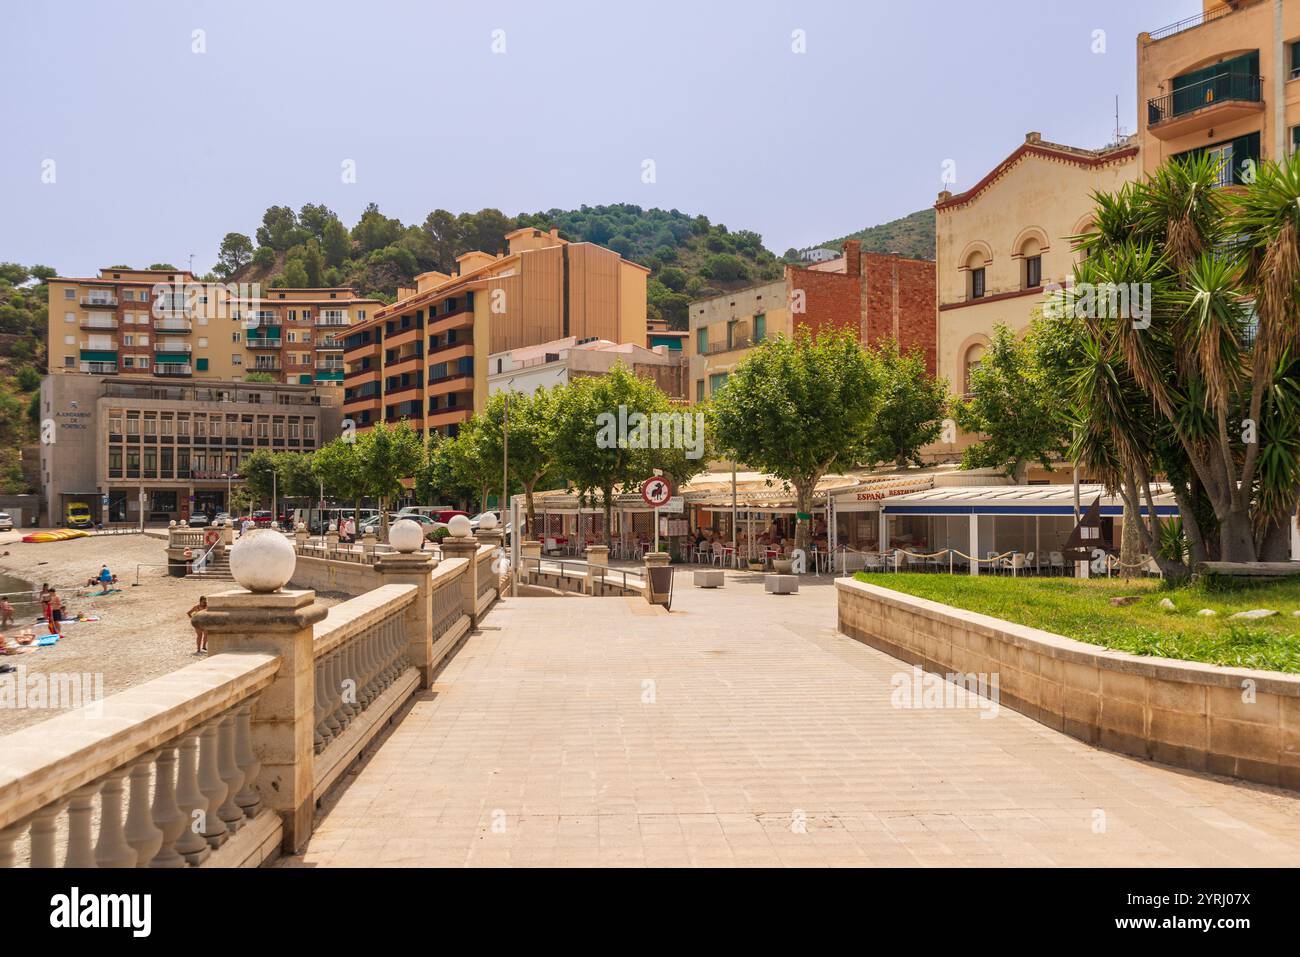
[880,483,1180,517]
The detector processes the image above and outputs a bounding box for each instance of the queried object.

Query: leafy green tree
[551,365,676,547]
[322,217,351,268]
[863,340,948,468]
[443,418,499,514]
[953,324,1069,483]
[253,246,276,269]
[15,366,40,391]
[256,206,302,251]
[474,388,561,534]
[352,203,403,253]
[312,438,367,525]
[216,233,254,276]
[354,421,423,538]
[710,331,885,551]
[297,203,337,240]
[303,239,325,287]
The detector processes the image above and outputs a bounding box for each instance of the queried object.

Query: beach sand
[0,531,342,736]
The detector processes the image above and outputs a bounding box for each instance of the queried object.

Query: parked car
[188,513,209,528]
[375,513,443,540]
[251,510,274,527]
[0,511,12,532]
[468,511,498,531]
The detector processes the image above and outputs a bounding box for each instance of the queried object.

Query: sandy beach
[0,530,341,736]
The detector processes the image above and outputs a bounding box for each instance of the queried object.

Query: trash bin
[647,565,674,610]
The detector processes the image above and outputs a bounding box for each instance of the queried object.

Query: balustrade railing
[0,654,277,868]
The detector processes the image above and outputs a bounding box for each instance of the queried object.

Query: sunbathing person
[0,597,12,627]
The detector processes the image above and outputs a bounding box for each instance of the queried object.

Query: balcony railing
[252,363,282,372]
[247,338,283,349]
[155,341,193,353]
[316,361,344,372]
[316,339,344,349]
[154,318,192,333]
[315,316,349,327]
[79,316,119,330]
[155,364,193,377]
[1145,3,1240,43]
[241,316,279,330]
[81,296,118,308]
[705,336,763,355]
[1148,72,1263,126]
[80,362,118,374]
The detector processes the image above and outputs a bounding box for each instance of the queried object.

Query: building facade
[687,241,936,403]
[932,133,1140,462]
[1138,0,1300,183]
[38,374,341,525]
[46,267,380,389]
[343,227,649,437]
[487,336,688,401]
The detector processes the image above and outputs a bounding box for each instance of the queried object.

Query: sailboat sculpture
[1062,494,1108,563]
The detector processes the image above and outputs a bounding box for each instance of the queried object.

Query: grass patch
[853,573,1300,674]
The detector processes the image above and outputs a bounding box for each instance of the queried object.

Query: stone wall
[289,554,381,596]
[836,577,1300,790]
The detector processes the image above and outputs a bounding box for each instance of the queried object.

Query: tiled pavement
[285,573,1300,867]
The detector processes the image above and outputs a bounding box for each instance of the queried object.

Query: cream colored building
[687,279,789,403]
[930,133,1140,463]
[47,267,380,390]
[1138,0,1300,182]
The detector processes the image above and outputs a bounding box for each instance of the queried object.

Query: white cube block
[694,570,725,589]
[765,574,799,594]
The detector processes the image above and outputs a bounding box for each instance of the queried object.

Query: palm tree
[1056,149,1300,569]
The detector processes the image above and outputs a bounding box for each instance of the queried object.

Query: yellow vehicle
[65,501,94,529]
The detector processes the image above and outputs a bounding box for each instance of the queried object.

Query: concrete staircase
[189,551,234,581]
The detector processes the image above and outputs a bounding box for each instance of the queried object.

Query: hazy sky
[0,0,1197,276]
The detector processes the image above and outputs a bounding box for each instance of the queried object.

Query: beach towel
[36,635,58,647]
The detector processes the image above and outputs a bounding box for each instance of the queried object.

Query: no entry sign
[641,476,672,508]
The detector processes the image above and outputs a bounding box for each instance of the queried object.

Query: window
[64,312,75,323]
[123,335,134,346]
[963,343,986,396]
[139,334,148,346]
[232,332,241,342]
[63,356,74,367]
[708,372,729,394]
[64,288,75,299]
[1292,125,1300,157]
[754,313,766,343]
[1024,255,1042,289]
[122,357,135,369]
[198,337,208,347]
[232,354,242,365]
[64,335,74,345]
[139,357,149,369]
[1290,40,1300,80]
[196,358,209,372]
[696,328,708,354]
[970,267,986,300]
[696,379,705,401]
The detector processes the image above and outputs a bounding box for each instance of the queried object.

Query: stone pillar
[438,534,482,625]
[520,540,541,582]
[361,530,377,561]
[586,544,609,595]
[294,523,309,549]
[324,524,339,553]
[196,587,327,853]
[375,552,436,688]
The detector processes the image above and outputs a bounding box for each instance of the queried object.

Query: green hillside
[799,208,935,261]
[219,202,786,332]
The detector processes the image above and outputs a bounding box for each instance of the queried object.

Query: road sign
[640,476,672,508]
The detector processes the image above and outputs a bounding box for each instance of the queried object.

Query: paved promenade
[288,572,1300,867]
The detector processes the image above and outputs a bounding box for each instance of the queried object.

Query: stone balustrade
[0,654,278,868]
[0,526,496,867]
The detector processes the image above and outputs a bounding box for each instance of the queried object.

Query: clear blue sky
[0,0,1197,276]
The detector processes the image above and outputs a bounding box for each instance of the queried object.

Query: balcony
[315,315,349,327]
[247,337,283,349]
[705,336,763,355]
[252,362,282,373]
[1144,3,1241,44]
[80,361,118,374]
[155,364,193,377]
[1147,72,1263,139]
[316,360,345,372]
[155,341,192,353]
[81,296,118,308]
[79,316,119,331]
[316,338,344,350]
[241,315,280,330]
[154,318,192,333]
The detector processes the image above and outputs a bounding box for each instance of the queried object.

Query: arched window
[963,342,986,396]
[965,250,987,300]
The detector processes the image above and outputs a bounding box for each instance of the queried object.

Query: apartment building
[487,336,688,401]
[39,374,341,525]
[46,267,380,389]
[343,227,649,437]
[687,241,936,403]
[1138,0,1300,183]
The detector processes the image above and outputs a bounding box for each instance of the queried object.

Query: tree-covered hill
[216,202,788,331]
[791,208,935,262]
[0,263,53,490]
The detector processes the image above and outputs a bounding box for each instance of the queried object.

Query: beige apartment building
[344,227,648,437]
[1138,0,1300,182]
[39,373,341,525]
[47,267,380,389]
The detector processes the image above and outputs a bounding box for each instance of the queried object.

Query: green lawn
[853,572,1300,674]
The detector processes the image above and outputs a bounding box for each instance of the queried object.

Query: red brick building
[788,240,937,373]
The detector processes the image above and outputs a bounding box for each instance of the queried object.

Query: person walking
[46,588,62,637]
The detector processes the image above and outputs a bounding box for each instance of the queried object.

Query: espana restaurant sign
[853,482,930,502]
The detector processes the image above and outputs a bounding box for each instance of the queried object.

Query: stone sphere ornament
[479,511,499,531]
[389,518,425,554]
[230,528,296,593]
[448,514,472,538]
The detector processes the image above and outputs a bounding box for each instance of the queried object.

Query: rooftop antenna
[1114,95,1120,144]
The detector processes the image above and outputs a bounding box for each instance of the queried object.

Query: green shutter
[79,350,118,362]
[155,352,189,364]
[196,358,209,371]
[696,329,707,354]
[299,374,313,384]
[754,313,766,342]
